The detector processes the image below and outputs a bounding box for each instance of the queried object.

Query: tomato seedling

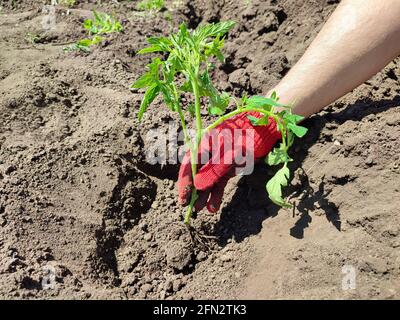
[64,35,103,53]
[83,11,123,35]
[64,11,123,53]
[136,0,165,13]
[58,0,76,7]
[25,33,41,44]
[132,21,308,224]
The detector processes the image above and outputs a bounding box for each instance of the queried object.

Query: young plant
[64,11,123,53]
[83,10,123,35]
[25,33,41,44]
[136,0,165,13]
[63,35,103,53]
[58,0,76,7]
[132,22,308,224]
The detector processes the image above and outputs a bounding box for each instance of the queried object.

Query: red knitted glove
[178,111,282,213]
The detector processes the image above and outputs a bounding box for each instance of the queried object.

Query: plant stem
[204,107,280,133]
[192,77,203,147]
[184,74,202,225]
[174,88,192,150]
[173,84,198,225]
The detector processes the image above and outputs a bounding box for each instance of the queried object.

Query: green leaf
[208,91,230,115]
[187,103,195,116]
[284,112,304,124]
[266,165,292,208]
[147,36,172,52]
[93,10,102,24]
[246,95,286,111]
[178,23,190,42]
[159,84,176,111]
[161,61,176,84]
[148,57,162,75]
[179,80,192,93]
[247,115,270,126]
[91,35,103,45]
[138,84,160,121]
[287,131,295,148]
[137,0,164,12]
[287,123,308,138]
[196,71,230,115]
[83,19,93,31]
[77,38,92,47]
[193,21,236,41]
[267,145,292,166]
[83,10,123,36]
[131,72,153,89]
[138,46,164,54]
[204,35,225,62]
[198,71,216,95]
[166,54,184,73]
[132,58,161,88]
[247,115,259,126]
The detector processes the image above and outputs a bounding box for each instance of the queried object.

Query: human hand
[177,111,282,213]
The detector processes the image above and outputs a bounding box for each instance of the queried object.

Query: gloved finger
[194,162,233,191]
[178,151,193,206]
[206,175,230,213]
[194,129,235,190]
[178,133,213,206]
[194,189,211,212]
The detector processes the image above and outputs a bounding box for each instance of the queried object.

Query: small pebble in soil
[22,216,32,223]
[160,290,166,299]
[365,157,376,166]
[151,201,159,209]
[141,283,153,294]
[144,234,152,241]
[0,217,7,227]
[221,253,232,263]
[196,251,207,261]
[139,222,148,231]
[172,279,183,292]
[164,280,173,292]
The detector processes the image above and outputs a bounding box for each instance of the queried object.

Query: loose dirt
[0,0,399,299]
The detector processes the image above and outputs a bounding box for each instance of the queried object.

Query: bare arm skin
[272,0,400,118]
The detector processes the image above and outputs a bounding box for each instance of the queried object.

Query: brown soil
[0,0,399,300]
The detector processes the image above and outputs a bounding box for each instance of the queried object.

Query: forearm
[272,0,400,118]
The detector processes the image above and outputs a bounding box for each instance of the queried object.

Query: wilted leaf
[266,165,292,208]
[267,145,292,166]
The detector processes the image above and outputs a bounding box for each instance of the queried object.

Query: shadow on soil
[214,95,400,245]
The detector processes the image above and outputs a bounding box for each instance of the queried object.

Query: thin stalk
[177,107,191,146]
[204,107,281,133]
[174,86,192,149]
[184,74,202,225]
